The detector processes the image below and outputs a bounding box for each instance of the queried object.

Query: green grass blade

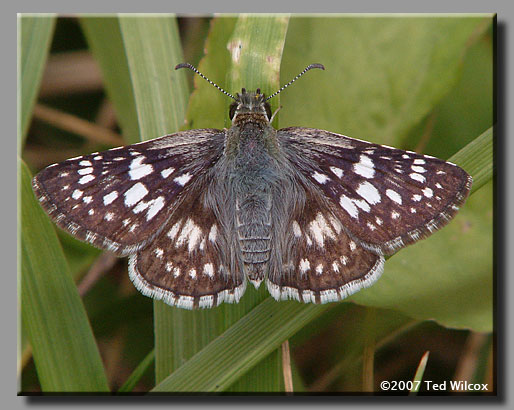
[450,126,493,194]
[117,349,155,393]
[19,15,56,144]
[20,160,109,392]
[410,351,430,395]
[152,299,329,392]
[80,17,140,144]
[117,15,189,384]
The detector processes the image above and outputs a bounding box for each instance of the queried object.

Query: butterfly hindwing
[278,127,472,255]
[129,189,247,309]
[32,129,225,256]
[266,189,384,304]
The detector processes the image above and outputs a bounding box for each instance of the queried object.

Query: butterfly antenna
[175,63,236,100]
[265,63,325,101]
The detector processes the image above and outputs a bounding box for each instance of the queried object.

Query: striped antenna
[175,63,236,100]
[265,63,325,101]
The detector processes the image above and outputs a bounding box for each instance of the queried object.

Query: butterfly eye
[229,102,238,120]
[264,102,272,120]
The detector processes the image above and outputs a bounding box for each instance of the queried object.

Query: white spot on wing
[315,264,323,275]
[340,195,358,218]
[168,220,182,240]
[125,182,149,207]
[174,173,192,186]
[356,181,381,204]
[299,259,310,273]
[353,154,375,178]
[204,263,215,278]
[409,173,426,183]
[353,199,371,212]
[292,221,301,237]
[161,167,175,178]
[208,224,218,242]
[72,189,83,200]
[312,171,330,184]
[330,166,343,178]
[422,187,433,198]
[187,225,202,252]
[411,165,426,173]
[146,196,165,220]
[386,189,402,205]
[78,167,93,175]
[103,191,118,205]
[78,175,95,184]
[129,156,154,180]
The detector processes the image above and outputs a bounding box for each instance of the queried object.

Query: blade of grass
[449,126,493,194]
[20,160,109,392]
[409,351,430,395]
[117,349,155,393]
[362,308,376,392]
[80,17,141,144]
[19,15,56,145]
[152,299,329,392]
[117,15,189,385]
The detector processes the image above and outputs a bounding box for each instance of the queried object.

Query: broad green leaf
[117,15,189,384]
[20,160,109,392]
[80,17,140,144]
[281,16,492,146]
[19,15,56,144]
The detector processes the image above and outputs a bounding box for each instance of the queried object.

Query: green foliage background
[19,14,493,393]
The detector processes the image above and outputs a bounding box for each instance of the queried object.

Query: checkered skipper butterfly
[32,63,472,309]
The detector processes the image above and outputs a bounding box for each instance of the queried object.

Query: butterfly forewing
[279,127,472,255]
[32,129,225,256]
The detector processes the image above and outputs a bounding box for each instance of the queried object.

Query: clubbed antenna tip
[265,63,325,101]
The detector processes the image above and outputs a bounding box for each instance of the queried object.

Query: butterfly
[32,63,472,309]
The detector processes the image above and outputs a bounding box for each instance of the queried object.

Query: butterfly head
[229,88,272,122]
[175,62,325,124]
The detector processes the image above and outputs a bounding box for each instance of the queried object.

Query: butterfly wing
[32,129,225,256]
[266,188,384,304]
[129,189,246,309]
[278,127,472,255]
